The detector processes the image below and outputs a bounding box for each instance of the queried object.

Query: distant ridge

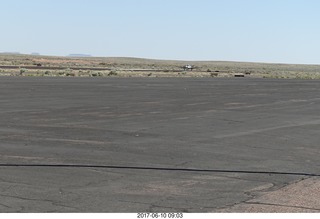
[1,52,20,55]
[68,54,92,57]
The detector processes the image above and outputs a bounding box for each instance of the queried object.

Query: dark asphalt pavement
[1,77,320,212]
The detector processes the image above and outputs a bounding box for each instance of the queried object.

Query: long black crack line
[245,201,320,211]
[0,163,319,177]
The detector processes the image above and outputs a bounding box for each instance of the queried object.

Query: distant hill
[1,52,20,55]
[1,53,320,79]
[68,54,92,57]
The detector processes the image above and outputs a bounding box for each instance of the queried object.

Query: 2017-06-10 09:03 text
[137,213,184,218]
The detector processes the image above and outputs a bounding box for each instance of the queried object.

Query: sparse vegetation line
[0,65,113,71]
[0,65,196,73]
[1,54,320,78]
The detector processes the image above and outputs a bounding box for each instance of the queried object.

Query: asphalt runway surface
[1,77,320,212]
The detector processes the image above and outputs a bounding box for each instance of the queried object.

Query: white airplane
[183,64,194,71]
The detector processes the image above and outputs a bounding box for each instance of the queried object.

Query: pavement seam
[0,163,319,177]
[243,201,320,212]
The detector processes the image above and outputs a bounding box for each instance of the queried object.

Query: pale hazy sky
[1,0,320,64]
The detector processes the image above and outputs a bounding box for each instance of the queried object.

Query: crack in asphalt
[0,193,55,203]
[0,163,319,177]
[1,163,315,213]
[0,193,79,211]
[244,201,320,212]
[0,202,11,209]
[117,199,190,212]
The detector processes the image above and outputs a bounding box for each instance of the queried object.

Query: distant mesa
[1,52,20,54]
[68,54,92,57]
[31,52,40,55]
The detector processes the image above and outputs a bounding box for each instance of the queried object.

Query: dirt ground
[1,54,320,79]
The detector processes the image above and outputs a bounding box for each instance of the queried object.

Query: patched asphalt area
[219,177,320,213]
[1,77,320,212]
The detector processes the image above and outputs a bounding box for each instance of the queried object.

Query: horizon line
[1,52,320,66]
